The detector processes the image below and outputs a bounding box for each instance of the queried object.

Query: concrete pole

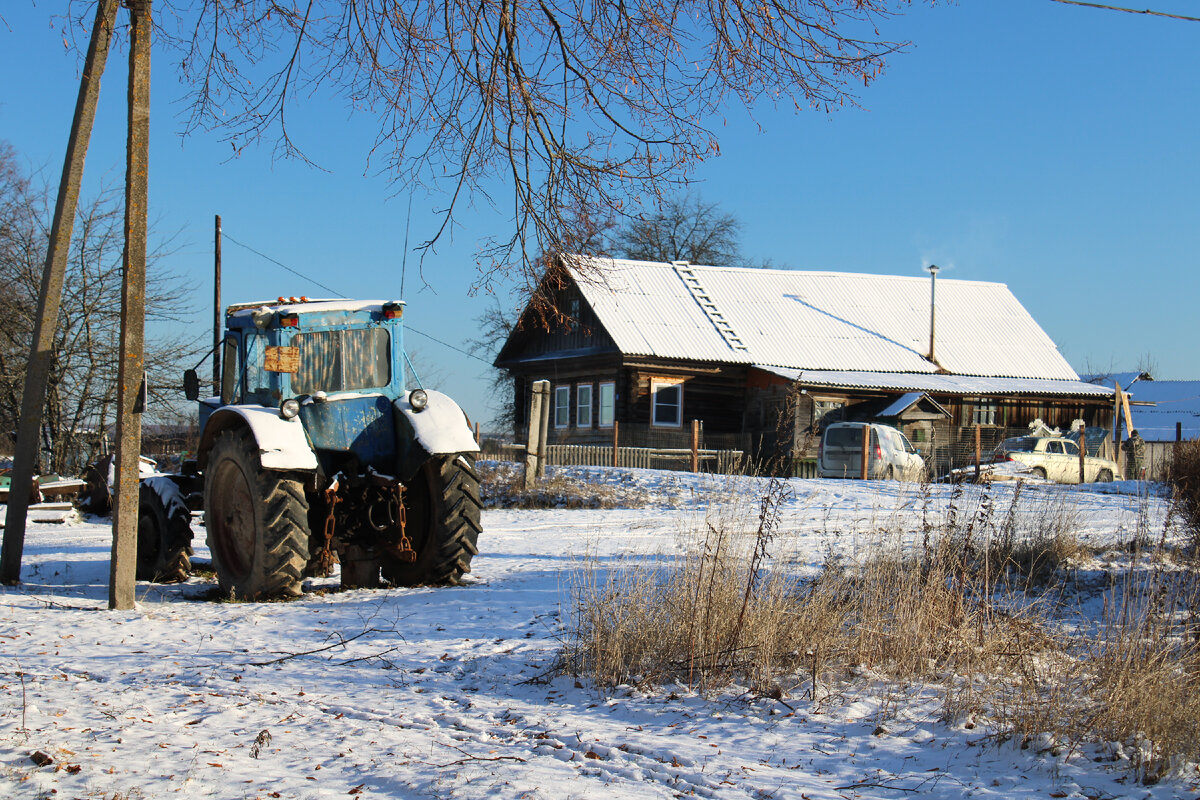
[1,0,120,586]
[110,0,152,610]
[524,381,547,490]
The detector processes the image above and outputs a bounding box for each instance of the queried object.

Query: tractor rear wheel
[204,429,311,600]
[137,479,193,583]
[382,453,482,586]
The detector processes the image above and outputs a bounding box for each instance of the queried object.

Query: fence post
[860,425,869,480]
[474,421,480,447]
[1079,423,1086,483]
[974,423,981,481]
[612,421,619,468]
[524,380,548,490]
[691,419,699,473]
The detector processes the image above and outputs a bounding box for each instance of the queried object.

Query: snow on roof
[878,392,951,418]
[1082,371,1149,388]
[565,256,1079,380]
[758,366,1112,397]
[228,299,386,317]
[1126,380,1200,441]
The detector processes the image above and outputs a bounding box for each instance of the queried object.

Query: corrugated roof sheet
[566,256,1079,380]
[758,366,1113,397]
[1126,380,1200,441]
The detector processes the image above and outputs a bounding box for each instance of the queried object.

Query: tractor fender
[394,390,480,458]
[197,405,319,472]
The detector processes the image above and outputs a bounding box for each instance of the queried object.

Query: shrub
[1166,440,1200,549]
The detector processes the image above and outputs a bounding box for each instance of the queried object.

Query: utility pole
[110,0,153,610]
[213,214,222,395]
[1,0,120,585]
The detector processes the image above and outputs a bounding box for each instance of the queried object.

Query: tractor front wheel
[382,453,482,586]
[204,429,311,600]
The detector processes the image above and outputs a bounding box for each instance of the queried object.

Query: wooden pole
[1,0,120,586]
[110,0,153,611]
[1112,381,1122,462]
[474,421,480,446]
[213,214,222,394]
[612,420,619,468]
[523,381,547,490]
[691,419,700,470]
[974,423,981,481]
[860,425,869,480]
[1079,424,1087,484]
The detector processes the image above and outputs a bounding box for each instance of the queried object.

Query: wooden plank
[263,345,300,373]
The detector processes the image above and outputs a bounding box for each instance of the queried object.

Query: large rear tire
[137,478,193,583]
[382,454,482,586]
[204,429,311,600]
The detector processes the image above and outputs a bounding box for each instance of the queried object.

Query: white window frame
[576,383,593,428]
[554,385,571,428]
[650,377,684,428]
[971,398,998,427]
[598,382,616,428]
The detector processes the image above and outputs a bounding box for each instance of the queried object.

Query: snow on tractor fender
[394,389,480,457]
[197,405,319,472]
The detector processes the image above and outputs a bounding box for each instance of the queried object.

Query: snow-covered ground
[1,466,1194,799]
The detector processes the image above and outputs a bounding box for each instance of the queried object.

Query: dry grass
[1166,440,1200,550]
[478,461,654,509]
[562,478,1200,782]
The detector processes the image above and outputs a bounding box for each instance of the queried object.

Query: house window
[971,399,998,426]
[598,382,615,427]
[554,385,571,428]
[576,383,593,427]
[651,378,683,427]
[813,399,845,431]
[569,298,580,332]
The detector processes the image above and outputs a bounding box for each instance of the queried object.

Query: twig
[833,781,917,793]
[248,628,386,666]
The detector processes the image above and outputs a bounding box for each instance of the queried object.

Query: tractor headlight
[280,398,301,419]
[409,389,429,412]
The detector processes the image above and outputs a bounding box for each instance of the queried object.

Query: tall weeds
[562,478,1200,782]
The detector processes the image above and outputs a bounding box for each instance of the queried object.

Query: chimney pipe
[927,264,940,364]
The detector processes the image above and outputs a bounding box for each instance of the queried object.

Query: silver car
[818,422,926,481]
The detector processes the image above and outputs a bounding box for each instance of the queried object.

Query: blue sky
[1,0,1197,425]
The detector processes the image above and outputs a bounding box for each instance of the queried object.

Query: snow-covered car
[990,436,1119,484]
[818,422,926,481]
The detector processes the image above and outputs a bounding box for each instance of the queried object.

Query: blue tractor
[159,297,483,599]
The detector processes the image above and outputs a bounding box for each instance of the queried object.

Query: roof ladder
[672,262,748,352]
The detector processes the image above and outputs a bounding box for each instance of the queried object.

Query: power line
[222,233,348,298]
[1049,0,1200,22]
[220,229,494,367]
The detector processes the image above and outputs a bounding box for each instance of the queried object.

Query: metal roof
[759,366,1113,397]
[566,256,1080,380]
[1125,380,1200,441]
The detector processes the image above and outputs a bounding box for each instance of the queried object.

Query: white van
[818,422,926,481]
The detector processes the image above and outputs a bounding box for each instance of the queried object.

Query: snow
[1,467,1195,799]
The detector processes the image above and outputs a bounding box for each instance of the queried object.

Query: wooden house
[494,256,1114,473]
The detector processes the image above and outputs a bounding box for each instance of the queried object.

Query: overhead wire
[221,230,495,367]
[1048,0,1200,22]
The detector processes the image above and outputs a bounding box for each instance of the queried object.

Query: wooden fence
[484,442,747,474]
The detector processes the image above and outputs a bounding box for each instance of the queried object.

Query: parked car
[818,422,926,481]
[990,436,1119,484]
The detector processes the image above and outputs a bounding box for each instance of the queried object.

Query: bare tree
[57,0,919,290]
[0,144,199,473]
[614,195,742,265]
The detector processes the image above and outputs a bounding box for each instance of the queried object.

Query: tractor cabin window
[554,385,571,428]
[291,328,390,395]
[598,382,615,427]
[576,383,593,428]
[651,378,683,427]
